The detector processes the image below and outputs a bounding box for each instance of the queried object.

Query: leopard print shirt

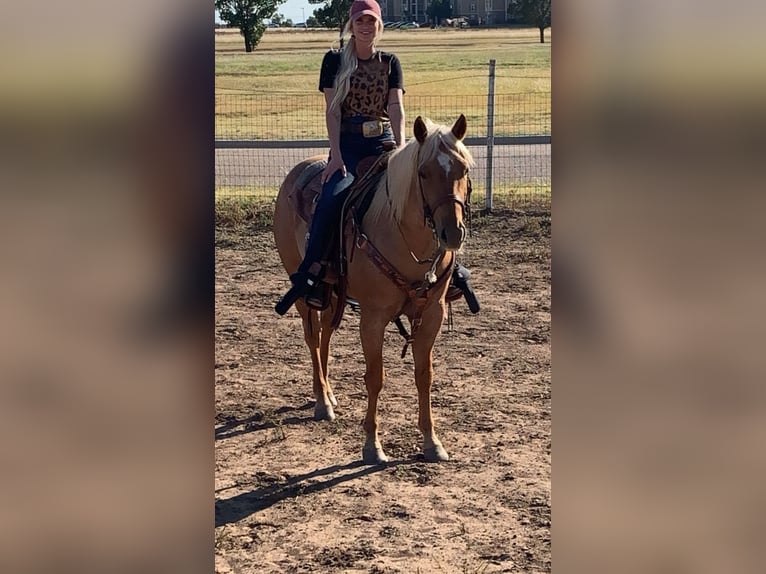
[318,50,404,121]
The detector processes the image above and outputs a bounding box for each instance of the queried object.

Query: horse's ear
[452,114,467,140]
[414,116,428,144]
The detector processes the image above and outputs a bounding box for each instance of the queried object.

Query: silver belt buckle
[362,120,383,138]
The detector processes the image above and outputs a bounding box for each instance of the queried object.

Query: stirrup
[304,280,331,311]
[446,284,463,302]
[275,270,328,315]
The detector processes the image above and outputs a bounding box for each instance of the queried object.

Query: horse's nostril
[441,229,449,243]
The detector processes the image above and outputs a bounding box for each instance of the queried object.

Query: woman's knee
[322,172,355,199]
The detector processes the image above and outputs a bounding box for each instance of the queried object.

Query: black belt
[340,120,391,135]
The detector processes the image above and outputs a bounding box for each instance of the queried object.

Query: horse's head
[413,114,473,251]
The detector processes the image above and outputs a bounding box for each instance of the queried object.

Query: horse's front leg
[412,303,450,462]
[359,312,388,464]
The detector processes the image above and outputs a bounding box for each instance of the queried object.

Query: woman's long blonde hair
[329,19,384,114]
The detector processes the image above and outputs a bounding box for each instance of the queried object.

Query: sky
[215,1,317,25]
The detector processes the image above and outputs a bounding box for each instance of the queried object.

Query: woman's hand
[322,155,347,184]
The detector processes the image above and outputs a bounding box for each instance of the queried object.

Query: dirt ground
[215,209,551,573]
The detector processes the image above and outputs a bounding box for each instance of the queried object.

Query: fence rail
[215,91,550,209]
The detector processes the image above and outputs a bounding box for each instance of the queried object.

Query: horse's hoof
[423,445,450,462]
[313,403,335,421]
[362,447,389,465]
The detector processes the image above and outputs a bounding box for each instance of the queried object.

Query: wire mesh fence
[215,92,550,209]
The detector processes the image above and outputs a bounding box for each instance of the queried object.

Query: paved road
[216,144,550,188]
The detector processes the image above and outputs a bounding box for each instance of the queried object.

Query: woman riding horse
[275,0,477,314]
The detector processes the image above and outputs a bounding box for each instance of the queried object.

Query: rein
[386,177,441,265]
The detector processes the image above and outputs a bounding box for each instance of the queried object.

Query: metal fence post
[485,59,496,212]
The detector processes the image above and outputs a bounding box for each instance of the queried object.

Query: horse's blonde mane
[366,118,475,226]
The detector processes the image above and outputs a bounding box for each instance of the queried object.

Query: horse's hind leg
[319,306,338,408]
[359,312,389,464]
[297,301,336,421]
[412,304,450,462]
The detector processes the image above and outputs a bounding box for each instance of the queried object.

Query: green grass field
[216,28,550,139]
[216,28,551,96]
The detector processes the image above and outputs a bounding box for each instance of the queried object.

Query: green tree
[427,0,453,27]
[215,0,285,52]
[308,0,353,33]
[306,15,320,28]
[508,0,551,43]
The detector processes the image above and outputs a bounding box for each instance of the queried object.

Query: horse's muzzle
[430,193,467,250]
[439,222,466,250]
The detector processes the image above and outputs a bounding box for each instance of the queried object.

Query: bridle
[416,149,473,237]
[379,138,474,267]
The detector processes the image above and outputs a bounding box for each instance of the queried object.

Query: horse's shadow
[215,402,315,441]
[215,458,418,527]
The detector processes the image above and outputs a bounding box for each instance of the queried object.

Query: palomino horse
[273,115,474,464]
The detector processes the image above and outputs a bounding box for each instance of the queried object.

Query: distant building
[380,0,511,26]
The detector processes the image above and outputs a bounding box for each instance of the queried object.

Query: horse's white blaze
[437,151,452,177]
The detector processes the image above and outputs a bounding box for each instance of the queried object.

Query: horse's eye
[418,169,427,179]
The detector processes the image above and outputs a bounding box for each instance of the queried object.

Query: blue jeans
[298,127,395,274]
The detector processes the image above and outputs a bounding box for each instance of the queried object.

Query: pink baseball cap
[349,0,382,23]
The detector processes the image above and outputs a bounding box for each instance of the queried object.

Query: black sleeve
[318,51,341,92]
[388,54,405,94]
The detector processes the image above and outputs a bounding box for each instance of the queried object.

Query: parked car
[400,22,420,29]
[442,17,469,28]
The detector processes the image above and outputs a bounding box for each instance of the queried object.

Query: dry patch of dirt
[215,210,550,573]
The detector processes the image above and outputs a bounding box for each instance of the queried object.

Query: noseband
[418,170,473,231]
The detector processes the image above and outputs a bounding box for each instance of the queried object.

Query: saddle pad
[290,159,327,224]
